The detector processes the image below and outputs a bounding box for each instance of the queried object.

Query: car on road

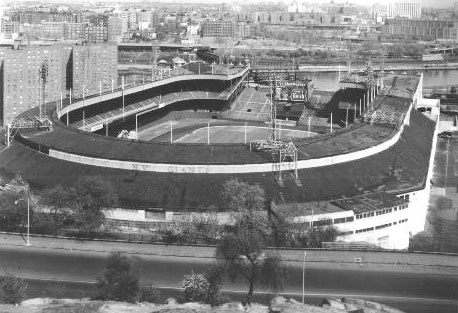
[438,131,452,139]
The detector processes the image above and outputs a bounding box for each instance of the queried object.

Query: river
[303,69,458,91]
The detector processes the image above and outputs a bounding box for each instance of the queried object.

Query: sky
[307,0,454,8]
[12,0,457,9]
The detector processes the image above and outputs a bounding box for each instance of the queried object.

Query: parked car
[438,131,452,139]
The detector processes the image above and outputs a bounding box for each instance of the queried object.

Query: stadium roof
[1,73,435,212]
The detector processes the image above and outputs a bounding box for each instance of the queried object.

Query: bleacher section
[363,95,409,128]
[68,77,246,131]
[225,88,270,121]
[71,91,222,130]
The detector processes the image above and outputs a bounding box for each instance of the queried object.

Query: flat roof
[332,192,408,214]
[379,74,420,100]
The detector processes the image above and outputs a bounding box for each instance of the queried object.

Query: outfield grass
[174,125,315,144]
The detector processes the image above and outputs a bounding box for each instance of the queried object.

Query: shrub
[0,275,27,305]
[139,285,163,303]
[181,271,210,302]
[96,252,140,303]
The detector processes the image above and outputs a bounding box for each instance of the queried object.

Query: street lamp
[14,197,30,246]
[302,251,306,304]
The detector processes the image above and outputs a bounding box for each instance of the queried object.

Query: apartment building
[0,44,72,126]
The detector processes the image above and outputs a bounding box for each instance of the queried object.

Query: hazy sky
[306,0,454,8]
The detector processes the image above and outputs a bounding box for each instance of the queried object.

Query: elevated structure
[250,72,299,181]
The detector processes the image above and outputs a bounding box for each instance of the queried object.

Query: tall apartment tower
[72,43,117,98]
[0,44,72,126]
[387,0,421,19]
[107,17,123,43]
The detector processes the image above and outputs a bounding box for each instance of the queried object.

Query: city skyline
[3,0,458,9]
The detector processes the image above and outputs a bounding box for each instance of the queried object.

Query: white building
[387,0,421,19]
[288,1,307,13]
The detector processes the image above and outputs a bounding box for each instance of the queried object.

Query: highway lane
[0,246,457,313]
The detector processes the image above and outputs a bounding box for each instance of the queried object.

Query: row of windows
[356,212,375,219]
[355,204,408,220]
[399,194,411,201]
[375,223,392,230]
[355,218,409,234]
[337,230,353,236]
[355,227,373,234]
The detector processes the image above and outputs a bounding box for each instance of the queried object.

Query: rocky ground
[0,296,405,313]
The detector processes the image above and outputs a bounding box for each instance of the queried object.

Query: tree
[0,275,27,305]
[72,176,117,231]
[222,179,265,212]
[409,231,439,252]
[305,225,339,248]
[39,185,75,234]
[0,175,32,233]
[97,252,140,303]
[216,213,285,305]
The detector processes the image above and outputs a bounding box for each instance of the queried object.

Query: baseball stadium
[0,62,439,249]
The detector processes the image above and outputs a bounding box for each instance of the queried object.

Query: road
[0,245,456,313]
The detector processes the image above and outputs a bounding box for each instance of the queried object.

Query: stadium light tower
[268,72,277,142]
[38,60,49,118]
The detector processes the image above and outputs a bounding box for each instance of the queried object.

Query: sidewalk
[0,233,215,258]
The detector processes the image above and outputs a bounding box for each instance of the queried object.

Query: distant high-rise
[107,17,123,43]
[72,43,117,98]
[84,25,107,43]
[387,0,421,19]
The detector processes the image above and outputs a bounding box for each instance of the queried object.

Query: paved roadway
[0,245,456,313]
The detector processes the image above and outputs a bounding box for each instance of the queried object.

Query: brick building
[0,44,72,126]
[0,43,117,126]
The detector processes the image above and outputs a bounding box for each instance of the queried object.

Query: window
[346,217,354,222]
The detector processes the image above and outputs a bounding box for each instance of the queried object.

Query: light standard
[302,251,306,304]
[14,197,30,246]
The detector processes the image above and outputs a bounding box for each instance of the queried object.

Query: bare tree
[215,212,285,305]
